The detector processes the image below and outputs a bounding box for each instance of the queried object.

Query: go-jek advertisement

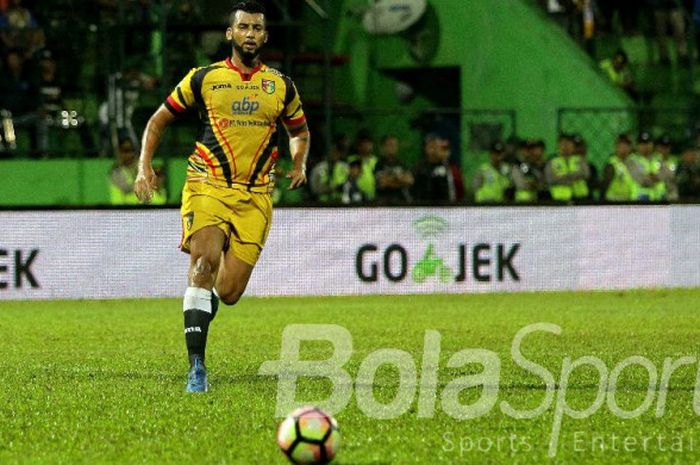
[0,206,698,300]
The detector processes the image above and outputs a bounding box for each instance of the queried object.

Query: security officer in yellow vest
[627,131,665,201]
[545,133,591,202]
[600,133,635,202]
[110,137,140,205]
[599,49,635,97]
[110,137,167,205]
[473,141,512,203]
[309,135,350,202]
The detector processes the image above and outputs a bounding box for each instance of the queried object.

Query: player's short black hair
[229,0,266,24]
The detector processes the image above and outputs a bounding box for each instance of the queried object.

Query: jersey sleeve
[281,79,307,130]
[164,68,198,115]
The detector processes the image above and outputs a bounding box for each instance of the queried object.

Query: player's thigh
[180,181,232,257]
[228,191,273,253]
[216,190,272,304]
[215,251,255,305]
[189,226,227,265]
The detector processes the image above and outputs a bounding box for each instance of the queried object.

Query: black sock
[183,287,213,366]
[211,289,221,321]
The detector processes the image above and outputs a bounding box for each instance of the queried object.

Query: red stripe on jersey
[225,57,263,82]
[208,95,238,178]
[167,95,186,113]
[247,125,275,181]
[284,115,306,127]
[195,144,218,177]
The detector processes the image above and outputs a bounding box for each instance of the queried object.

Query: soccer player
[133,0,309,392]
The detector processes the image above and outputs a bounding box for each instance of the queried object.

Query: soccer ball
[277,406,341,464]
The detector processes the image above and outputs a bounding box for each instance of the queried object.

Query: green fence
[1,108,516,207]
[557,107,695,168]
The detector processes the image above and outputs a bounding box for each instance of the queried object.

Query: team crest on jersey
[262,79,276,94]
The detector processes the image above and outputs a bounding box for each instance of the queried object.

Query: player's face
[227,11,268,61]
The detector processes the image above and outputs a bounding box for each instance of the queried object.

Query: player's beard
[233,41,261,67]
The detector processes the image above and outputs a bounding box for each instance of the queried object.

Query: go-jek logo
[355,215,520,284]
[231,96,260,115]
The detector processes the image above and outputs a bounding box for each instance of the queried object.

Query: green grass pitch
[2,289,700,464]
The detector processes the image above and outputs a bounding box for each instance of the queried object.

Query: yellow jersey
[164,58,307,191]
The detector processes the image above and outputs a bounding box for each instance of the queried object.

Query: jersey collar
[225,57,264,81]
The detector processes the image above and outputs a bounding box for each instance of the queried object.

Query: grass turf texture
[2,289,700,465]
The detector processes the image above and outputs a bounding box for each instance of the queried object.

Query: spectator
[0,0,44,59]
[375,134,414,204]
[650,0,689,66]
[530,139,551,200]
[309,134,349,202]
[573,0,599,55]
[341,157,369,204]
[473,141,512,203]
[503,135,522,167]
[149,164,168,205]
[413,133,464,203]
[677,146,700,199]
[545,133,590,202]
[540,0,577,34]
[599,49,637,99]
[627,131,664,201]
[600,133,635,201]
[512,139,547,202]
[0,47,43,156]
[34,48,96,157]
[349,129,378,201]
[98,63,157,157]
[109,137,140,204]
[655,134,679,201]
[574,135,597,199]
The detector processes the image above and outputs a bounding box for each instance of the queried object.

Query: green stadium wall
[0,159,186,207]
[330,0,632,180]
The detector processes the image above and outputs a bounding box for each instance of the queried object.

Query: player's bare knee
[190,255,217,286]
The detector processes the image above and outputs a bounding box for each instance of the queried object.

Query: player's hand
[134,164,158,203]
[286,168,307,190]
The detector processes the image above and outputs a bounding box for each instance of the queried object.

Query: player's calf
[218,287,245,306]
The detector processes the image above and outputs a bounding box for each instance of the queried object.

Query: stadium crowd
[295,129,700,205]
[1,0,700,205]
[541,0,697,65]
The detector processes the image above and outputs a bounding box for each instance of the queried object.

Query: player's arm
[280,77,310,190]
[136,67,198,202]
[135,105,176,203]
[285,122,310,190]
